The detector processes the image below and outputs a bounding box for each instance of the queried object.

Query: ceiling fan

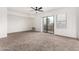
[31,7,43,13]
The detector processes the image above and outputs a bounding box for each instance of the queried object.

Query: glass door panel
[48,16,54,33]
[43,16,54,34]
[43,17,48,32]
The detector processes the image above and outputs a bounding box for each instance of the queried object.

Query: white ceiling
[8,7,60,14]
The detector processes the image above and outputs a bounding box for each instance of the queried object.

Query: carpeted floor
[0,32,79,51]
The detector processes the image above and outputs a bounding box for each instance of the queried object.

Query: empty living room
[0,7,79,51]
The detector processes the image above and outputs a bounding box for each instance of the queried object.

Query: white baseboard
[0,34,7,39]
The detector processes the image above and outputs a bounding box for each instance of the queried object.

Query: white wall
[76,8,79,39]
[54,8,77,38]
[34,8,77,38]
[0,8,7,38]
[33,15,42,31]
[7,11,35,33]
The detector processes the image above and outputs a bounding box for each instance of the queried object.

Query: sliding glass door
[43,16,54,34]
[43,17,48,32]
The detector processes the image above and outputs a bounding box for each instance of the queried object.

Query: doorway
[43,16,54,34]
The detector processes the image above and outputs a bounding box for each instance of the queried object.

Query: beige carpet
[0,32,79,51]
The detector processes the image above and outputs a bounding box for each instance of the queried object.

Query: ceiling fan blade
[39,7,42,9]
[31,7,35,10]
[39,10,43,12]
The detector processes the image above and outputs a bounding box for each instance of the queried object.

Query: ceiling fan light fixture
[31,7,43,13]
